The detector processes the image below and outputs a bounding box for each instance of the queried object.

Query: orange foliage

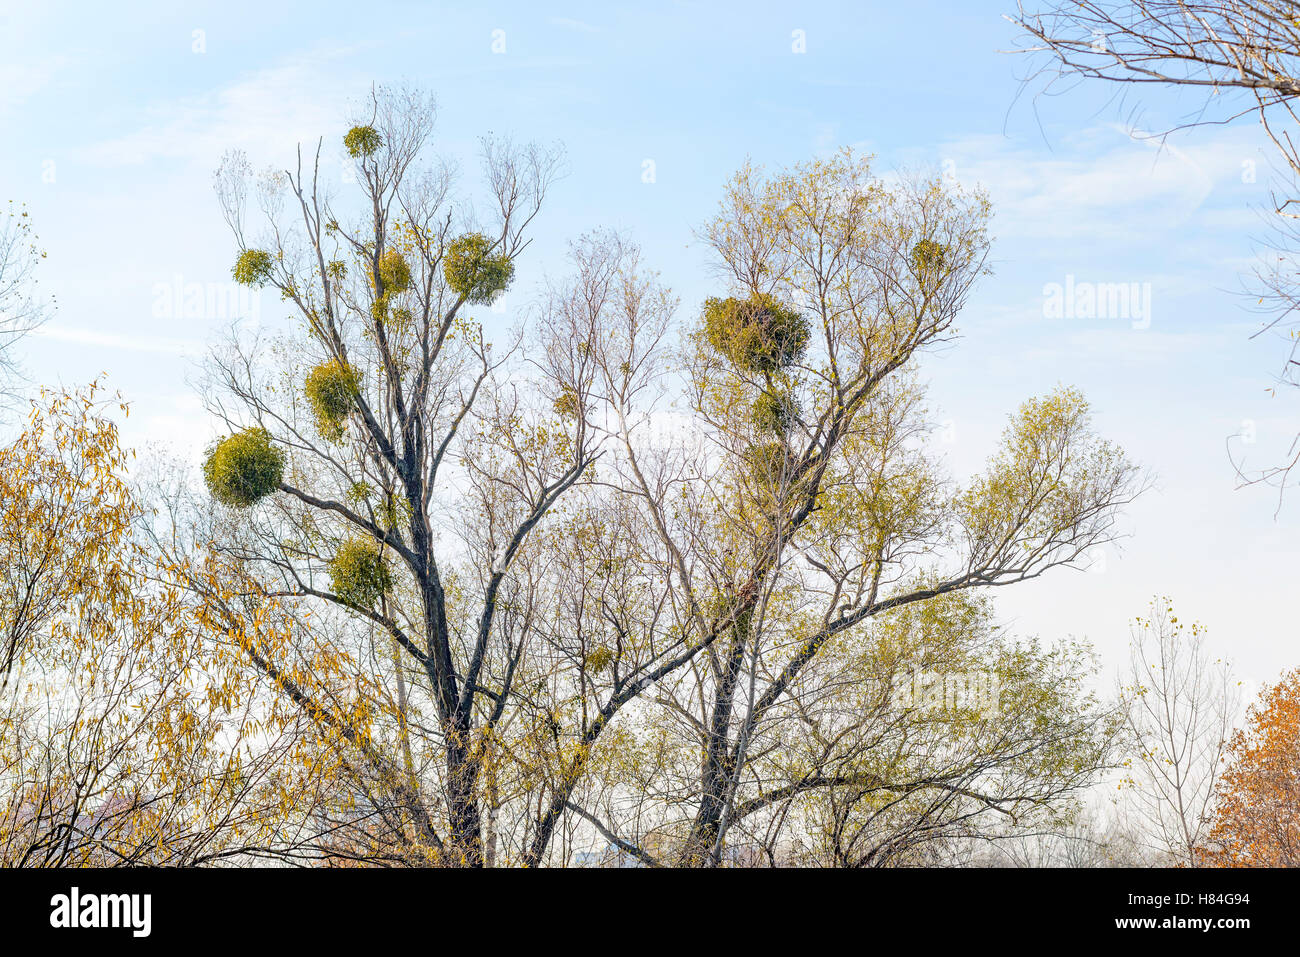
[1200,668,1300,867]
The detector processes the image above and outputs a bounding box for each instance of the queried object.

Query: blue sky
[3,0,1296,692]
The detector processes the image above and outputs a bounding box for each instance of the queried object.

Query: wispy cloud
[550,17,601,33]
[0,54,70,115]
[34,325,204,356]
[81,48,361,168]
[914,124,1265,244]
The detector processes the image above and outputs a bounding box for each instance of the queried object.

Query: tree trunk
[680,611,750,866]
[444,722,483,866]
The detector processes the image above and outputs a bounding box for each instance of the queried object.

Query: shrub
[443,233,514,304]
[753,390,797,435]
[304,361,361,441]
[329,538,393,608]
[232,249,274,287]
[377,248,412,293]
[203,428,284,508]
[344,125,382,159]
[703,293,809,374]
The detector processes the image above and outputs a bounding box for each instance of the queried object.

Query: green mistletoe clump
[703,293,809,375]
[752,390,797,435]
[377,248,412,293]
[329,538,393,608]
[344,125,382,159]
[443,233,514,304]
[911,238,947,276]
[232,248,274,287]
[203,427,284,507]
[304,361,361,441]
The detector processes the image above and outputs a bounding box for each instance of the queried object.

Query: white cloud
[81,48,361,168]
[925,124,1266,243]
[550,17,601,33]
[34,324,204,356]
[1024,328,1233,365]
[0,54,70,115]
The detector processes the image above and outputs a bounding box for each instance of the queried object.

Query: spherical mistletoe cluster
[443,233,514,304]
[377,248,412,293]
[744,440,791,486]
[232,248,274,287]
[752,390,797,435]
[344,125,382,159]
[911,239,947,275]
[203,427,284,508]
[584,646,615,673]
[329,538,393,608]
[703,293,809,375]
[304,361,361,441]
[553,386,580,420]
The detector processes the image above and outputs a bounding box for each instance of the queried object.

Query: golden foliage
[0,385,343,864]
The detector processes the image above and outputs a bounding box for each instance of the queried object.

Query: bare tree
[184,89,1144,866]
[199,86,587,865]
[0,201,51,403]
[1011,0,1300,497]
[516,152,1142,867]
[954,801,1152,867]
[1119,597,1239,865]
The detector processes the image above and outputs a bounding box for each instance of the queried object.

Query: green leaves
[752,389,798,435]
[443,233,514,304]
[376,248,412,293]
[910,238,946,274]
[232,248,274,287]
[304,360,361,442]
[702,292,809,374]
[202,427,285,508]
[343,125,382,159]
[329,538,393,608]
